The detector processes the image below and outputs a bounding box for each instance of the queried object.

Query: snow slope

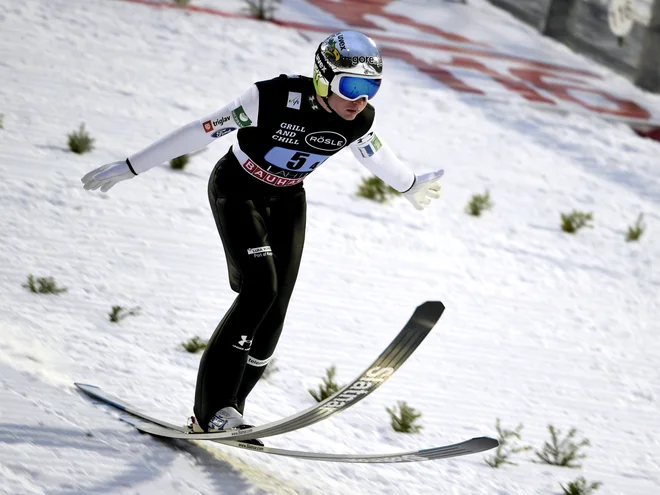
[0,0,658,494]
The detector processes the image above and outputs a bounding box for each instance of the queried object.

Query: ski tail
[75,383,184,431]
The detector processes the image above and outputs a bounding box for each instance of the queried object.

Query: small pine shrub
[68,123,95,154]
[625,213,645,242]
[356,176,401,203]
[109,306,141,323]
[173,0,191,5]
[561,477,602,495]
[244,0,282,20]
[386,401,423,433]
[181,336,208,353]
[22,275,68,294]
[560,210,593,234]
[0,113,4,129]
[308,365,343,402]
[170,154,189,170]
[535,425,590,468]
[466,190,494,216]
[260,357,279,381]
[485,418,532,467]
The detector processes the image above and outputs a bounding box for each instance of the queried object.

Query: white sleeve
[349,128,415,193]
[128,85,260,174]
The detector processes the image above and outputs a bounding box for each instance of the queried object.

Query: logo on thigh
[247,246,273,258]
[233,335,253,351]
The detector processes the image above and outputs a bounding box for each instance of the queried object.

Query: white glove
[403,169,444,210]
[81,160,136,192]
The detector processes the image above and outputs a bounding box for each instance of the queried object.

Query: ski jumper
[124,74,416,429]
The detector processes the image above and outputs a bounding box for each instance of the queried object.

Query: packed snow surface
[0,0,658,494]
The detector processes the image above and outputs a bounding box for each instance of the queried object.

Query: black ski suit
[194,75,380,427]
[120,73,416,429]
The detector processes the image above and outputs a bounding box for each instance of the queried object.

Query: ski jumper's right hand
[81,160,136,193]
[79,86,259,194]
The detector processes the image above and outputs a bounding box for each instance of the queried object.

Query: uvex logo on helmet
[305,131,347,151]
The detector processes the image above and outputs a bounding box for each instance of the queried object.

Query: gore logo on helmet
[323,40,377,66]
[348,56,378,64]
[305,131,347,151]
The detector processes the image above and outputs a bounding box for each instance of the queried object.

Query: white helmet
[313,31,383,101]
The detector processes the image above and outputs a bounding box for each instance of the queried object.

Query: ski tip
[471,436,499,452]
[416,301,445,322]
[418,436,499,456]
[418,301,445,312]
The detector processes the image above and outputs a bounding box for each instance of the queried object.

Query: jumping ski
[78,301,444,442]
[77,383,497,463]
[124,415,497,463]
[76,301,497,462]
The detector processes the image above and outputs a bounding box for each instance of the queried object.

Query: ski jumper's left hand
[350,129,444,211]
[403,169,444,211]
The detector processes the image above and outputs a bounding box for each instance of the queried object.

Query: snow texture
[0,0,658,494]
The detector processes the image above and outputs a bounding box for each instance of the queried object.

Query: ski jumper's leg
[195,156,280,428]
[236,189,307,414]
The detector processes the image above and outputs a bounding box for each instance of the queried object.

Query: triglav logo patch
[213,116,230,127]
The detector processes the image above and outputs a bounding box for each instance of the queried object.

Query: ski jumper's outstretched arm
[81,86,259,192]
[349,126,443,210]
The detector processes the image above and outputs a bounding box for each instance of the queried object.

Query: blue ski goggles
[331,74,382,101]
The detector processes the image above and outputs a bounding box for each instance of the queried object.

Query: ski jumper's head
[313,31,383,120]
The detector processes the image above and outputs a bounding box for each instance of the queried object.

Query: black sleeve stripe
[402,175,416,193]
[125,158,138,175]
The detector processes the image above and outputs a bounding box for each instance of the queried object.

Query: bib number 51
[265,147,329,172]
[288,152,319,170]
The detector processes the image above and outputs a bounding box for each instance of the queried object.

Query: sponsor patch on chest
[287,91,302,110]
[305,131,347,151]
